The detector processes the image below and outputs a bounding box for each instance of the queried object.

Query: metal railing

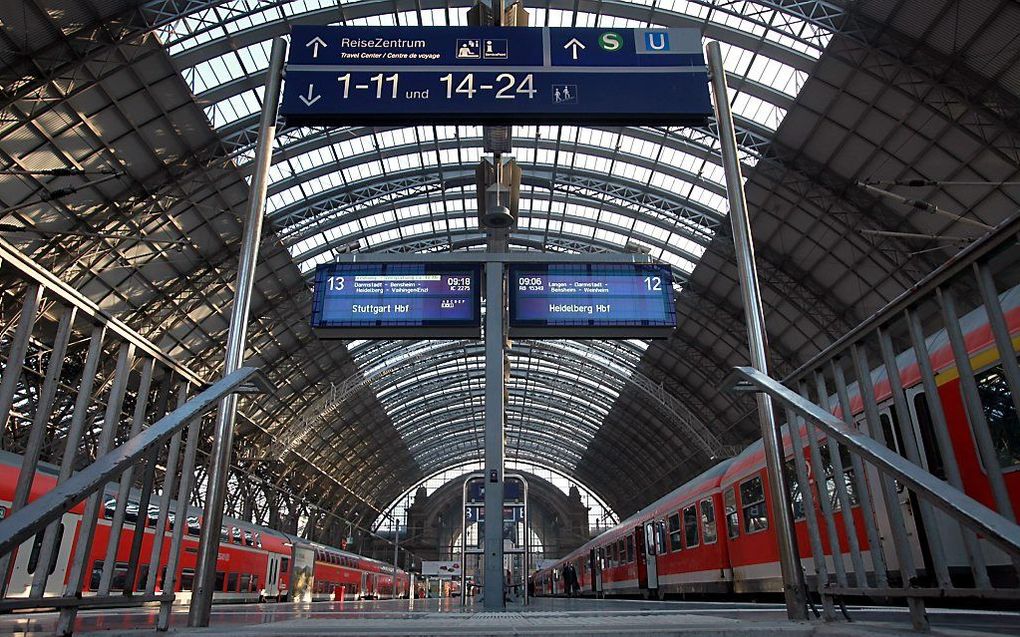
[729,212,1020,631]
[0,236,268,634]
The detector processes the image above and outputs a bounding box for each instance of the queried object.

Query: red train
[534,285,1019,598]
[0,452,410,603]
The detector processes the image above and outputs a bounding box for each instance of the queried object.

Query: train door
[643,521,659,594]
[265,553,280,599]
[588,548,598,593]
[905,387,978,571]
[594,547,604,596]
[634,526,648,591]
[359,571,368,599]
[5,512,75,597]
[860,406,929,577]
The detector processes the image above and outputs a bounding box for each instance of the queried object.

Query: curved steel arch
[269,160,725,241]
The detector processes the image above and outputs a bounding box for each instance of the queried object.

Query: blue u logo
[645,32,669,50]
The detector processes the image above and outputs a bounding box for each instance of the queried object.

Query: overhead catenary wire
[0,172,124,216]
[858,178,1020,187]
[858,228,972,245]
[855,181,994,231]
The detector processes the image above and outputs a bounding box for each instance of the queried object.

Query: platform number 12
[643,276,661,291]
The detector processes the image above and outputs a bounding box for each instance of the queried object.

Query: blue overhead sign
[508,263,677,338]
[281,26,710,125]
[310,262,482,339]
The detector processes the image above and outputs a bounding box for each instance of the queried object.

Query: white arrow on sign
[299,84,321,106]
[563,37,586,60]
[306,36,327,58]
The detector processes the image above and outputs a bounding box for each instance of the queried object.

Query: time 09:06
[336,73,537,99]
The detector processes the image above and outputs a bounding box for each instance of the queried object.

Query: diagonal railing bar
[0,366,267,559]
[731,365,1020,559]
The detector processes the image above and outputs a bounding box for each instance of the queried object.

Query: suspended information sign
[508,263,676,338]
[281,25,710,125]
[311,262,482,338]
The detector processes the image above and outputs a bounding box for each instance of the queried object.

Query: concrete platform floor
[0,597,1017,636]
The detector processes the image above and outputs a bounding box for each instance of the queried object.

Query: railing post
[188,36,287,627]
[57,342,135,635]
[706,39,807,620]
[2,303,73,598]
[28,325,107,597]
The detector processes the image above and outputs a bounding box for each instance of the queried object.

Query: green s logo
[599,32,622,52]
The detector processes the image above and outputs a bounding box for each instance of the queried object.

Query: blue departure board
[281,26,710,126]
[508,263,676,338]
[311,263,482,338]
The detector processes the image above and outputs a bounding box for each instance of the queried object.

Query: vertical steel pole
[706,40,807,620]
[393,517,400,598]
[188,36,287,628]
[483,263,505,610]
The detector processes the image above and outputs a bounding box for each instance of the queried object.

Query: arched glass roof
[146,0,838,527]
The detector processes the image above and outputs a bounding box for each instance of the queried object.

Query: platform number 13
[328,276,345,290]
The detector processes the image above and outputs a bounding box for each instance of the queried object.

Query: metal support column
[188,36,287,628]
[483,261,505,610]
[393,517,400,597]
[706,40,807,620]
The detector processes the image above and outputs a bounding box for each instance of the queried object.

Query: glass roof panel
[148,0,836,480]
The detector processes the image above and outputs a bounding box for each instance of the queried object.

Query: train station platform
[2,598,1017,637]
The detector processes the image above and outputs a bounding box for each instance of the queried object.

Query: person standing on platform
[562,563,578,597]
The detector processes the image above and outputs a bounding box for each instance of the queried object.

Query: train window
[137,566,149,591]
[740,476,768,534]
[26,524,63,575]
[124,501,139,524]
[147,504,160,527]
[724,488,739,539]
[187,516,201,537]
[244,531,254,546]
[821,444,859,509]
[626,536,634,562]
[104,497,117,519]
[181,569,196,591]
[281,557,290,574]
[701,499,717,545]
[255,533,262,548]
[220,526,229,542]
[240,573,251,592]
[167,513,175,532]
[879,413,908,492]
[683,505,699,548]
[784,460,806,521]
[228,572,239,592]
[667,513,682,551]
[617,539,626,564]
[910,392,947,479]
[111,562,129,591]
[215,571,226,592]
[89,561,103,590]
[976,363,1020,469]
[610,542,618,567]
[232,527,243,544]
[657,520,668,555]
[252,575,259,592]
